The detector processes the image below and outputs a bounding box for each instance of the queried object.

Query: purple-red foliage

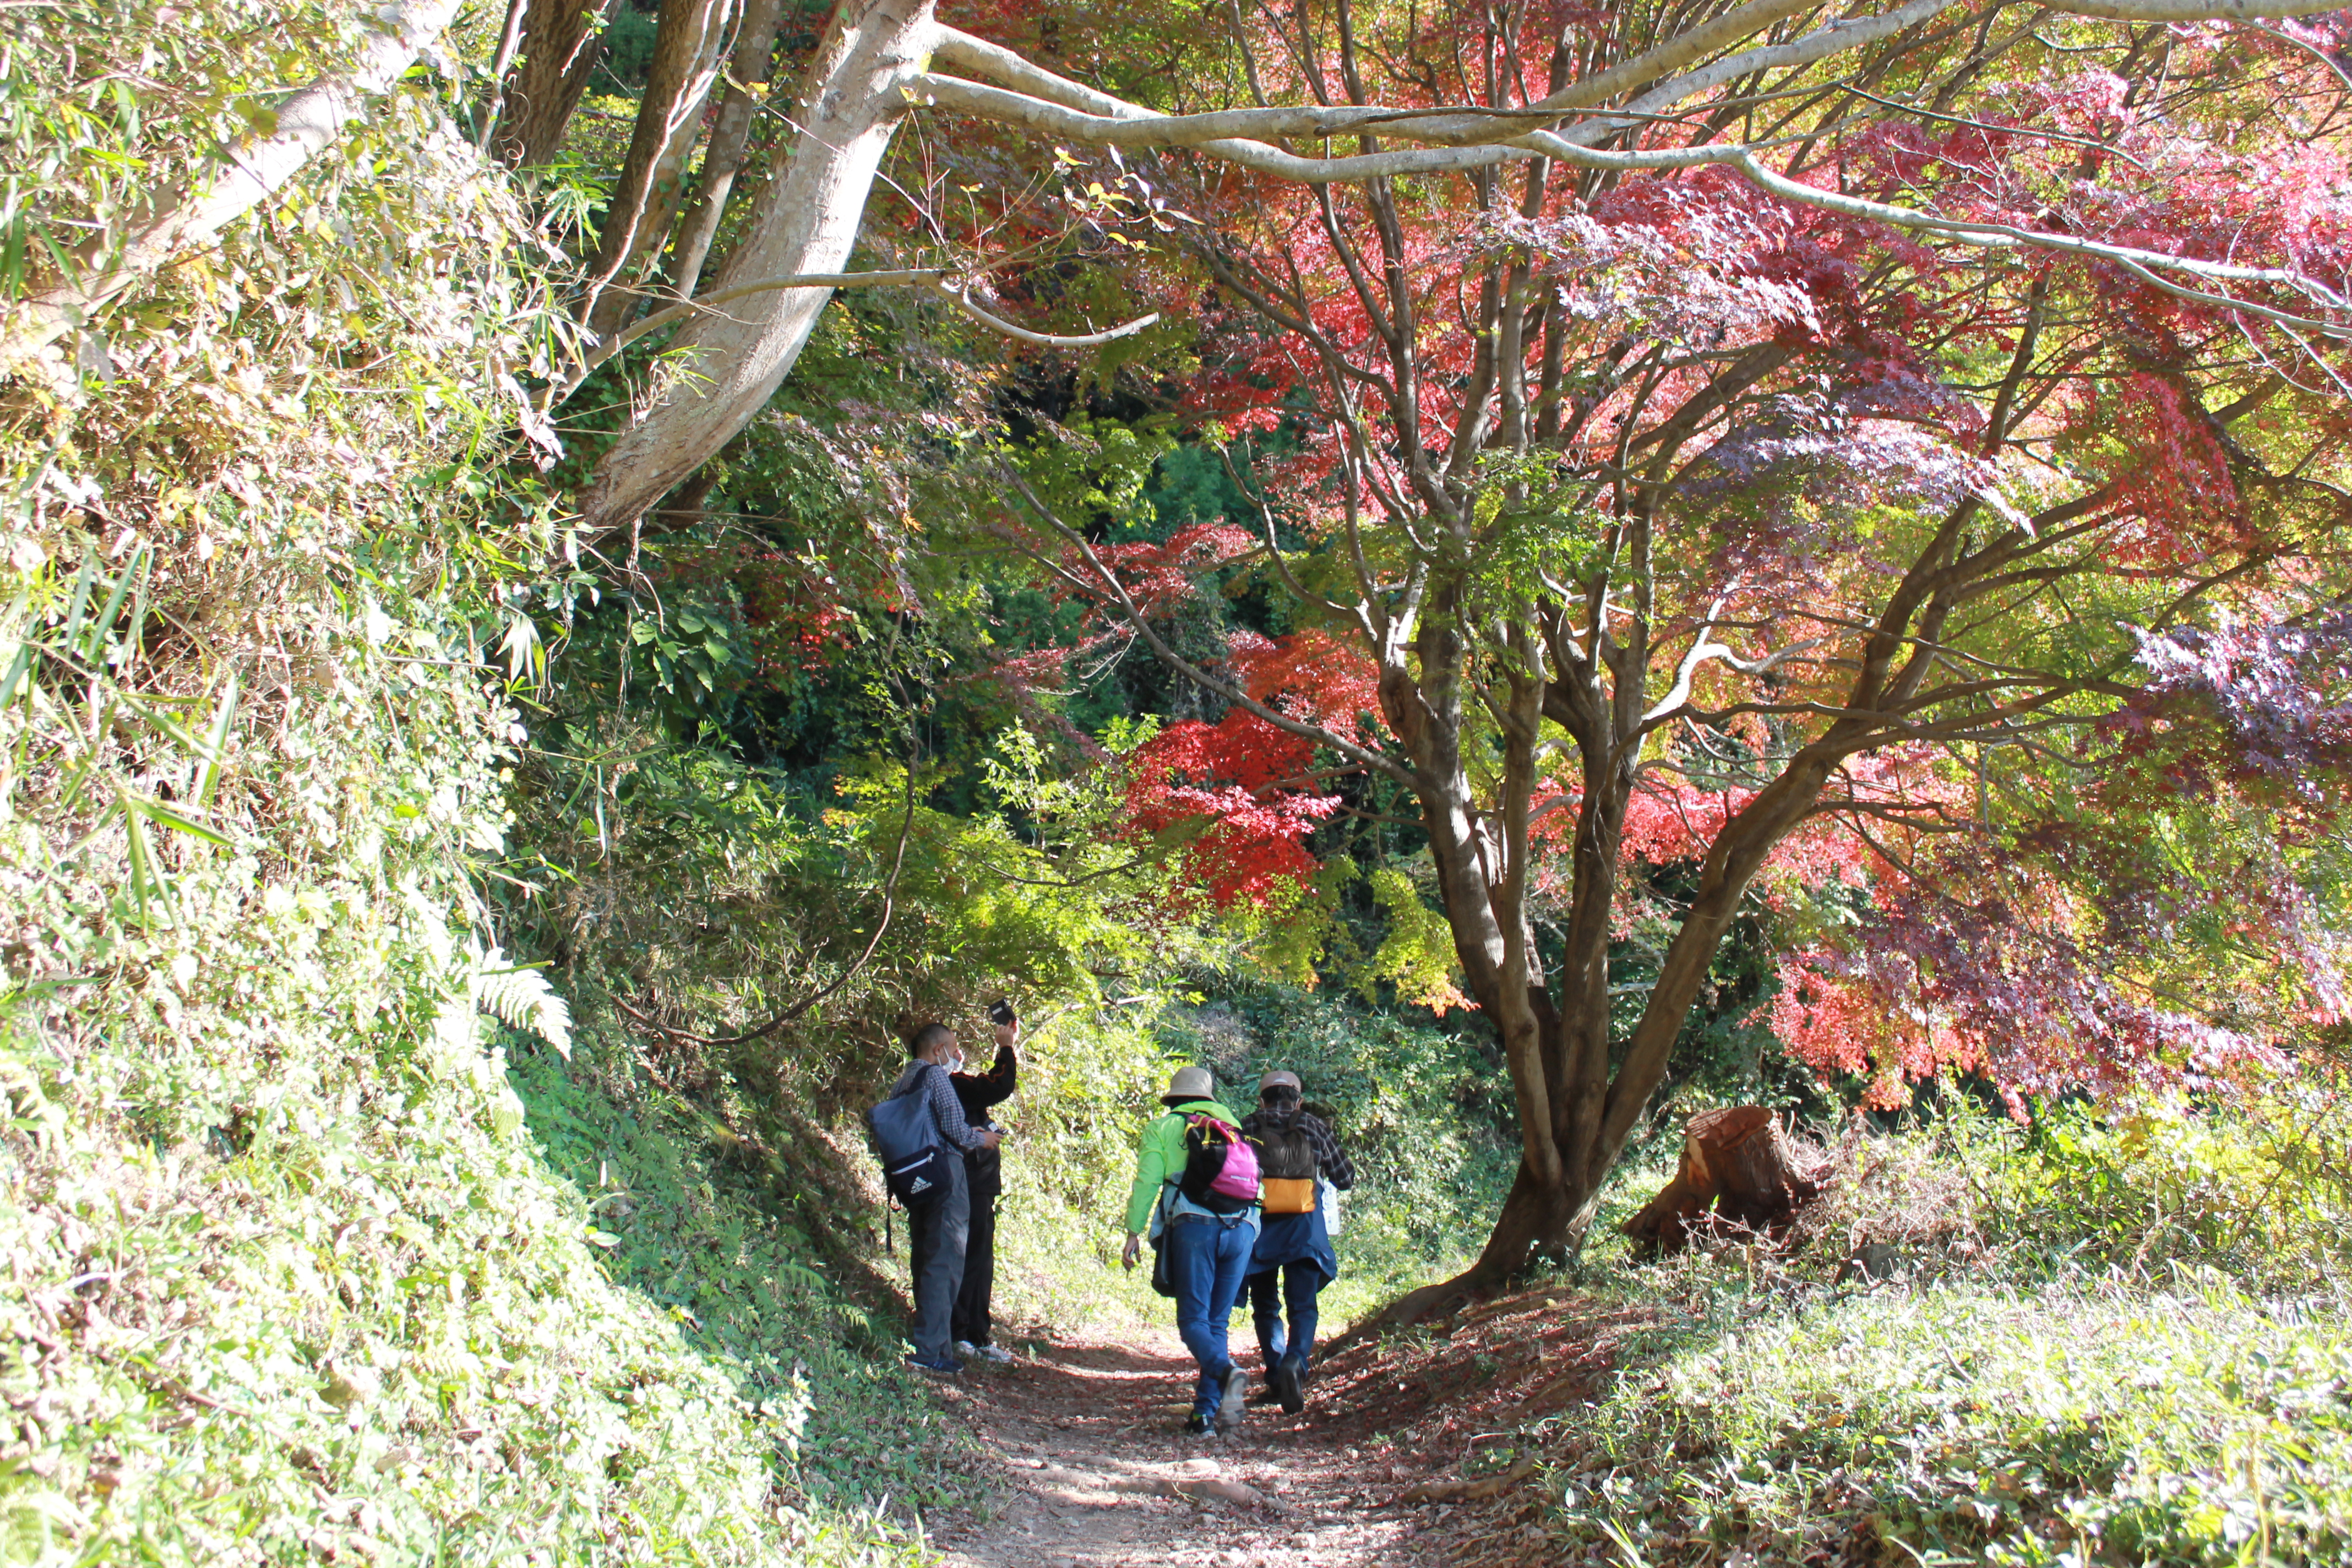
[2118,613,2352,807]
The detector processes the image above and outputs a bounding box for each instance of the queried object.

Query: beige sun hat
[1259,1070,1303,1096]
[1161,1064,1215,1104]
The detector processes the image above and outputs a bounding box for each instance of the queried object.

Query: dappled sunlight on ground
[923,1288,1658,1567]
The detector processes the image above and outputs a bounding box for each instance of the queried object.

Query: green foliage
[985,1002,1181,1333]
[1967,1093,2352,1295]
[0,563,932,1564]
[496,695,1228,1335]
[3,0,367,307]
[1358,863,1468,1012]
[505,1031,976,1519]
[1012,412,1178,532]
[1541,1107,2352,1566]
[470,950,575,1060]
[1563,1277,2349,1566]
[597,6,663,90]
[0,12,934,1562]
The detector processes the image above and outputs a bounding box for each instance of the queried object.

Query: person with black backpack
[878,1022,1003,1375]
[1119,1065,1261,1436]
[1239,1070,1356,1413]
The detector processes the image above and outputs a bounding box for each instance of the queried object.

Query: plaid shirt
[896,1060,990,1152]
[1240,1107,1357,1191]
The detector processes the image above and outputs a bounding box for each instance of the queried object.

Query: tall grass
[1542,1096,2352,1566]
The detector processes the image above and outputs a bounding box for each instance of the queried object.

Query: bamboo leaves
[4,549,241,928]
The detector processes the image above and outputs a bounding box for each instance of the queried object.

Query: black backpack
[1250,1117,1318,1215]
[1253,1120,1316,1181]
[865,1067,951,1204]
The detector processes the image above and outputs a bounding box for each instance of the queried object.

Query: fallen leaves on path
[923,1289,1663,1568]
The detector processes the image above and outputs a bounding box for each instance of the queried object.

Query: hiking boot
[1217,1366,1249,1432]
[1276,1352,1306,1414]
[905,1353,963,1375]
[1184,1412,1214,1436]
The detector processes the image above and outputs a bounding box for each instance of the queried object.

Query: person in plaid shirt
[1238,1070,1355,1413]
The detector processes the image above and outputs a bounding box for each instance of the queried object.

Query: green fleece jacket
[1123,1097,1245,1234]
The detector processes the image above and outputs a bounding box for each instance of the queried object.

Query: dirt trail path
[924,1326,1447,1568]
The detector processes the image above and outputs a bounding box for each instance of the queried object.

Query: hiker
[895,1022,1003,1374]
[1239,1070,1355,1413]
[1121,1065,1261,1435]
[951,1004,1020,1364]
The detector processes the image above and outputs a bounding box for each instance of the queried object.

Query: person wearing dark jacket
[894,1022,1003,1374]
[1238,1070,1355,1413]
[949,1012,1019,1363]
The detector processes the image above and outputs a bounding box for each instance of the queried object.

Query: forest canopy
[7,0,2351,1295]
[3,0,2351,1556]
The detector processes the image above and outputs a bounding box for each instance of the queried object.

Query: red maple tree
[981,3,2352,1311]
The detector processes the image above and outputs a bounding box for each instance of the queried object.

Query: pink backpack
[1178,1114,1261,1211]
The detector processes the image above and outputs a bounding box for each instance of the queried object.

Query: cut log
[1621,1106,1823,1259]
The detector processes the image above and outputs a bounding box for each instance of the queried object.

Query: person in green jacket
[1121,1065,1261,1435]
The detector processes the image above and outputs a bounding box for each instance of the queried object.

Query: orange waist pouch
[1260,1177,1315,1215]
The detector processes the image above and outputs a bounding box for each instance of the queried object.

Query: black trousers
[951,1177,999,1348]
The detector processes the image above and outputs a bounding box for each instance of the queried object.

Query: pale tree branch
[549,268,1160,402]
[1642,596,1739,729]
[2,0,467,368]
[669,0,790,301]
[900,77,2349,331]
[476,0,534,151]
[910,4,2352,338]
[573,0,2352,542]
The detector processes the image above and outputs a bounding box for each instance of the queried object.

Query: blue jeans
[1164,1215,1256,1417]
[1246,1261,1326,1374]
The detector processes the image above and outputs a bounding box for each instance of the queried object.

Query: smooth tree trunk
[574,0,937,538]
[1,0,466,367]
[1370,728,1856,1325]
[492,0,624,172]
[580,0,741,341]
[665,0,787,302]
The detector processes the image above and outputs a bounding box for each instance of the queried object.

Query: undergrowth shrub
[0,564,938,1564]
[505,1028,977,1519]
[1555,1277,2350,1566]
[1967,1093,2352,1293]
[0,12,941,1562]
[1544,1100,2352,1566]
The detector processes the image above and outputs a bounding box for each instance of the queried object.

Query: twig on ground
[1400,1453,1538,1505]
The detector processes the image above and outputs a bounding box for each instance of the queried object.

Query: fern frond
[472,948,573,1059]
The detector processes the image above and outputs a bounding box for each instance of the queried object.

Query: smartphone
[986,998,1017,1027]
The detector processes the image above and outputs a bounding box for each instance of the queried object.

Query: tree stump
[1621,1107,1824,1258]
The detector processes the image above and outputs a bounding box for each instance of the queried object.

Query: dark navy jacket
[949,1043,1017,1199]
